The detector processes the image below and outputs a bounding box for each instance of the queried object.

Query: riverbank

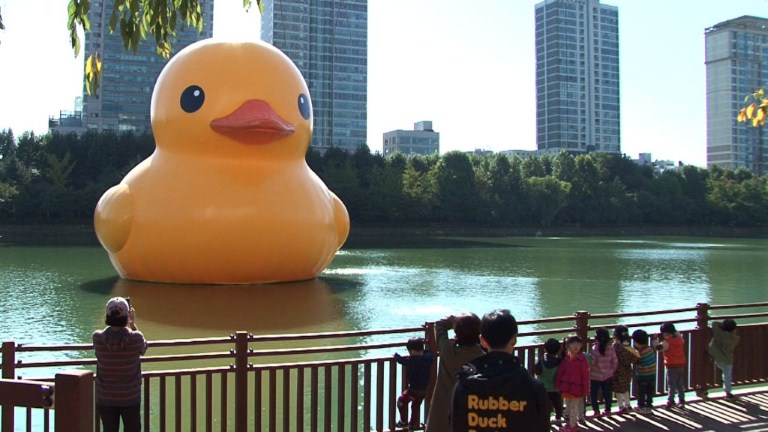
[1,223,767,246]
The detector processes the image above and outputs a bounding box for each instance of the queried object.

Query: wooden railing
[1,302,767,432]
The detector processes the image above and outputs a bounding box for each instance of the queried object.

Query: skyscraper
[705,15,768,176]
[261,0,367,151]
[534,0,620,154]
[77,0,214,133]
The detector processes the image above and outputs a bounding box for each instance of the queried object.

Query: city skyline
[3,1,768,167]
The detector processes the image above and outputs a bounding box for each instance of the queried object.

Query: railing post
[693,303,711,398]
[574,311,590,347]
[234,331,249,432]
[54,370,94,432]
[423,322,437,426]
[2,341,16,432]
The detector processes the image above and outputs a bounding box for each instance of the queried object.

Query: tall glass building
[79,0,214,132]
[705,15,768,176]
[261,0,367,151]
[534,0,620,154]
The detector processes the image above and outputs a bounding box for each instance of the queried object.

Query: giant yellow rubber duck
[94,39,350,284]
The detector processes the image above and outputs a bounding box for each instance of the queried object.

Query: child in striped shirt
[631,329,656,414]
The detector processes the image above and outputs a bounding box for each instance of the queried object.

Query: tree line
[1,129,767,228]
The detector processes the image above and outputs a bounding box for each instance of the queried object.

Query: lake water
[1,234,767,378]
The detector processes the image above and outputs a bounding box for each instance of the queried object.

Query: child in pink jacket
[589,328,618,416]
[556,335,590,432]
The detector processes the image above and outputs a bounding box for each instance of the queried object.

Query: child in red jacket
[655,322,686,409]
[556,335,590,432]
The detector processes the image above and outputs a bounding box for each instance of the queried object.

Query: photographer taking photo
[93,297,148,432]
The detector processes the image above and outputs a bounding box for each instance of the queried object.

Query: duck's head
[150,39,313,161]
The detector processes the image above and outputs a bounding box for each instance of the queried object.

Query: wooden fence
[1,301,767,431]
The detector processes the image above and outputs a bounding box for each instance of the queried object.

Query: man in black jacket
[450,309,550,432]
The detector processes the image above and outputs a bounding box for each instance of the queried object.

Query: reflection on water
[109,278,346,339]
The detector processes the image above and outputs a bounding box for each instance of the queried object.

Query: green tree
[433,151,479,222]
[365,163,408,222]
[15,132,44,169]
[0,129,15,160]
[552,151,576,183]
[402,155,438,221]
[521,156,546,178]
[523,176,570,226]
[44,152,76,190]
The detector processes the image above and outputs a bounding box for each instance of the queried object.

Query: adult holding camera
[425,313,484,432]
[93,297,148,432]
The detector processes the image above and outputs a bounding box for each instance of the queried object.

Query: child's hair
[544,338,561,355]
[406,337,425,352]
[479,309,518,350]
[454,313,481,346]
[722,319,738,332]
[632,329,649,345]
[595,328,610,354]
[613,325,629,339]
[660,322,677,334]
[565,334,582,346]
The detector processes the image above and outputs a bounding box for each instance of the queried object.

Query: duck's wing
[330,191,350,249]
[94,184,134,253]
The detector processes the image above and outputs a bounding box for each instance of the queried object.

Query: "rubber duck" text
[467,395,528,411]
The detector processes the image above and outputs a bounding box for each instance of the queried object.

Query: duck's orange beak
[210,99,295,145]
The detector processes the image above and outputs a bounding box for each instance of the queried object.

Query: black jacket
[450,351,550,432]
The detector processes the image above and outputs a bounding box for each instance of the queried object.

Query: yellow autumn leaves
[737,88,768,127]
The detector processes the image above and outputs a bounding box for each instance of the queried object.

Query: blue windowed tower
[79,0,214,133]
[705,15,768,176]
[261,0,368,152]
[535,0,621,154]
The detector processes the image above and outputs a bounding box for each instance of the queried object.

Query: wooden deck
[555,389,768,432]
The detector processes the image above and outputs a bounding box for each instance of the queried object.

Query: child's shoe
[677,400,685,409]
[602,409,612,416]
[725,392,736,400]
[665,400,675,409]
[395,420,408,429]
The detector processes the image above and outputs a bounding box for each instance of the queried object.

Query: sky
[2,1,768,167]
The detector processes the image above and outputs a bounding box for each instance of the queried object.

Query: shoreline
[1,223,766,247]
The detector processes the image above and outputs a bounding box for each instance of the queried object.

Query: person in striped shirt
[631,329,657,414]
[93,297,148,432]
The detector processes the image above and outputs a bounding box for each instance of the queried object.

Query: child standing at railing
[631,329,657,414]
[589,328,617,417]
[612,325,639,414]
[556,335,590,432]
[394,337,434,429]
[708,319,739,399]
[655,322,687,409]
[535,338,565,425]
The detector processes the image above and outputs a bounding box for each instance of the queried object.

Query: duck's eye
[298,93,311,120]
[180,85,205,113]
